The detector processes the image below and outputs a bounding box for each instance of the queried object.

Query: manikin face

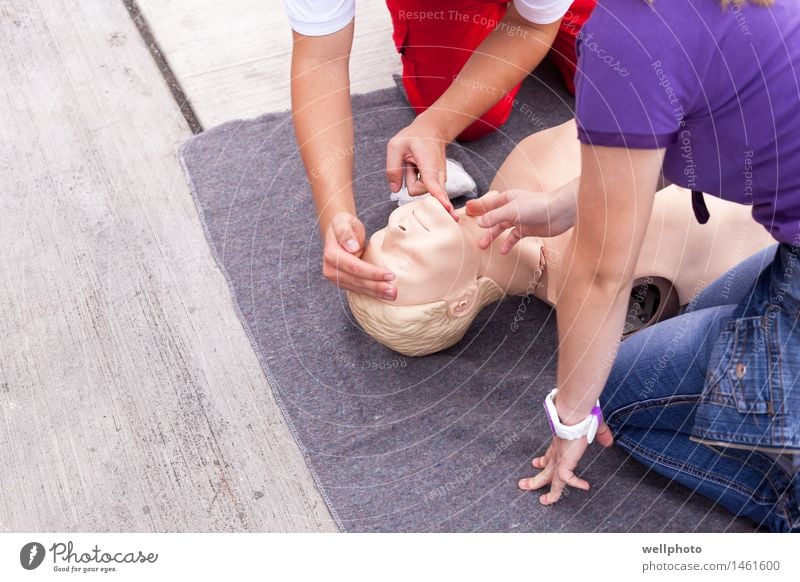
[363,197,481,306]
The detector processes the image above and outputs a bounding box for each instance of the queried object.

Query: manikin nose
[421,194,449,219]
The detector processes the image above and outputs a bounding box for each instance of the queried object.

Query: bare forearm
[290,29,356,234]
[420,9,559,141]
[554,250,631,424]
[550,176,579,234]
[553,146,665,424]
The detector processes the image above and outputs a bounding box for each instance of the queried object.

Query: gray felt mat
[179,65,756,532]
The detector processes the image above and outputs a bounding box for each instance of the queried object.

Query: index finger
[415,163,457,221]
[427,187,458,221]
[417,176,457,221]
[386,139,405,193]
[518,464,553,491]
[465,190,506,217]
[331,246,394,282]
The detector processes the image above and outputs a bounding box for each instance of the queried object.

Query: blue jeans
[601,243,800,532]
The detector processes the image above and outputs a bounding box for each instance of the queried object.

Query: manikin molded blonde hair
[347,277,505,357]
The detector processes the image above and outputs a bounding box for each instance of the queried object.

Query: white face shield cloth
[390,158,478,206]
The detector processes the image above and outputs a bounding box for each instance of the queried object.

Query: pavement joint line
[122,0,204,134]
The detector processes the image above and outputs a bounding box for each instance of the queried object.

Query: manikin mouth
[411,209,430,232]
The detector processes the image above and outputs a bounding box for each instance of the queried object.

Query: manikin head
[347,197,505,356]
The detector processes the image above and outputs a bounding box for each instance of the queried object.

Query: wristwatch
[543,388,603,444]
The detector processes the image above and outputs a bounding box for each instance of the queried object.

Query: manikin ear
[448,284,481,318]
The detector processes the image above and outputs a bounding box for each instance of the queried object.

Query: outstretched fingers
[466,190,506,216]
[520,446,592,505]
[518,463,554,491]
[539,467,590,506]
[478,222,512,249]
[500,227,523,255]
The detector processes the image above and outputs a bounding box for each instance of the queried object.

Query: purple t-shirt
[575,0,800,245]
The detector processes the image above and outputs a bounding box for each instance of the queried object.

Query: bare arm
[290,24,356,235]
[387,4,561,201]
[291,24,396,299]
[554,145,666,425]
[421,5,560,142]
[470,141,666,503]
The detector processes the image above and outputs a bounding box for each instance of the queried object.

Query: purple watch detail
[545,400,557,435]
[591,405,603,423]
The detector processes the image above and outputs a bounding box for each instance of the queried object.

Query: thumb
[386,137,405,193]
[331,213,365,254]
[595,421,614,448]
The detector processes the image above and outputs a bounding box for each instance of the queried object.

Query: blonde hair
[347,277,505,357]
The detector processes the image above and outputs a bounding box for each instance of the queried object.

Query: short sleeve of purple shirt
[574,2,702,150]
[574,0,800,246]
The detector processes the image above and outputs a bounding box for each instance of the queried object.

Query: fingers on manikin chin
[479,229,497,249]
[482,189,503,205]
[500,231,519,255]
[339,274,394,300]
[386,166,403,191]
[332,251,382,283]
[468,191,501,217]
[432,191,458,220]
[465,199,484,216]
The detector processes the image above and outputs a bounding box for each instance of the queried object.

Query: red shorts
[386,0,595,141]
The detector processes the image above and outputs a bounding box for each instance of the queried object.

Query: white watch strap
[544,388,601,443]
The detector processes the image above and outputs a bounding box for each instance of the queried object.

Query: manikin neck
[455,211,556,304]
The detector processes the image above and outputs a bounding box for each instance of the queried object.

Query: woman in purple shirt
[472,0,800,531]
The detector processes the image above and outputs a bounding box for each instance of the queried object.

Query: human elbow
[563,255,635,300]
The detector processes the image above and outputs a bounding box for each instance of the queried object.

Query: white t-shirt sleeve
[513,0,572,25]
[283,0,355,36]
